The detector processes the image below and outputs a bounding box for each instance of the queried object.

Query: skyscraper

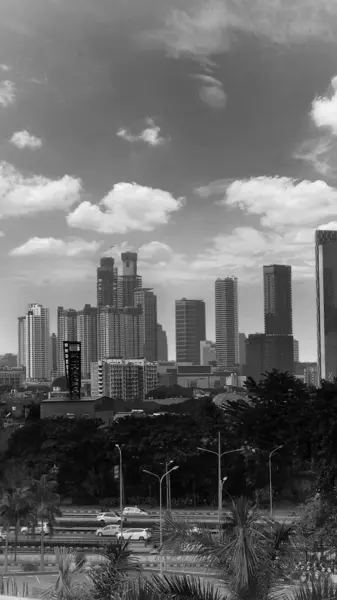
[134,288,158,361]
[175,299,206,365]
[263,265,292,335]
[293,339,299,364]
[18,316,26,368]
[25,303,50,380]
[239,333,247,366]
[50,333,57,378]
[76,304,98,378]
[215,277,239,370]
[157,324,168,361]
[97,257,118,309]
[57,307,77,376]
[200,340,216,366]
[118,252,142,308]
[98,307,142,360]
[316,228,337,382]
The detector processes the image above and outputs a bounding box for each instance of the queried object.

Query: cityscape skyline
[1,1,337,361]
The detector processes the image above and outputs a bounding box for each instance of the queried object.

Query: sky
[1,0,337,361]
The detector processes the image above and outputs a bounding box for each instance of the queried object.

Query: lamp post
[115,444,123,536]
[268,445,283,519]
[197,433,245,531]
[165,460,174,510]
[143,465,179,574]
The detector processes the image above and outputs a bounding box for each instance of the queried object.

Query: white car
[0,528,7,540]
[96,512,123,525]
[96,524,121,537]
[116,528,152,541]
[21,522,50,535]
[122,506,149,516]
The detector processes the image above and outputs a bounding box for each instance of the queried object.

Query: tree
[29,473,61,571]
[88,541,140,600]
[0,464,32,569]
[41,546,91,600]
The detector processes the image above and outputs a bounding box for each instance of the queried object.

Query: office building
[293,339,299,364]
[91,358,158,402]
[97,257,118,309]
[239,333,247,365]
[98,307,142,360]
[76,304,98,378]
[264,265,292,335]
[57,307,77,376]
[0,367,25,390]
[246,333,294,382]
[316,228,337,382]
[215,277,239,370]
[200,340,216,366]
[157,324,168,361]
[134,288,158,361]
[175,299,206,365]
[50,334,57,378]
[18,316,26,368]
[24,303,50,380]
[0,354,17,368]
[118,252,142,308]
[304,364,318,387]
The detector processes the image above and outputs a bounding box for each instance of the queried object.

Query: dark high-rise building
[246,333,294,382]
[134,288,158,361]
[316,228,337,382]
[50,333,57,377]
[263,265,292,335]
[97,257,118,309]
[215,277,239,370]
[175,299,206,365]
[157,324,168,361]
[118,252,142,308]
[76,304,97,379]
[57,307,77,376]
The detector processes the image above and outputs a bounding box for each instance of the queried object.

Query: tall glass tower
[316,229,337,383]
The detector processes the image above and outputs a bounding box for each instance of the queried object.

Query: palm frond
[40,547,89,600]
[148,573,227,600]
[287,579,337,600]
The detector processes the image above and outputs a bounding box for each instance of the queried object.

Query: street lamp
[197,433,245,531]
[143,465,179,574]
[165,460,174,510]
[268,445,283,519]
[115,444,123,536]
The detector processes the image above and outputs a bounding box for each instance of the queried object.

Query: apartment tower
[76,304,98,378]
[134,288,158,361]
[175,299,206,365]
[56,306,77,376]
[117,252,142,308]
[215,277,239,370]
[316,228,337,383]
[24,303,50,380]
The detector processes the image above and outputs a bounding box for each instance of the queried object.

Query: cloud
[67,182,183,234]
[10,237,101,257]
[311,76,337,134]
[194,74,227,109]
[0,80,15,107]
[117,118,166,147]
[0,65,10,72]
[0,162,82,218]
[194,178,235,197]
[317,221,337,230]
[221,176,337,228]
[145,0,337,60]
[10,131,43,149]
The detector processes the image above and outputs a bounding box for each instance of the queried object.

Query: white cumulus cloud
[0,162,82,218]
[117,118,166,147]
[222,176,337,228]
[311,75,337,134]
[317,221,337,230]
[0,65,10,72]
[10,131,43,149]
[0,80,15,107]
[195,74,227,109]
[67,182,183,234]
[10,237,101,257]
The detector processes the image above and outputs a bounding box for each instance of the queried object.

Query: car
[122,506,149,516]
[96,524,121,537]
[96,512,123,525]
[21,522,50,535]
[0,528,7,540]
[116,528,152,541]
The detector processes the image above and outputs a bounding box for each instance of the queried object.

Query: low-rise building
[0,367,26,390]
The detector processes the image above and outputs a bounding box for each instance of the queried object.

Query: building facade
[316,228,337,382]
[200,340,217,366]
[50,333,57,379]
[0,367,25,389]
[157,324,168,361]
[263,265,292,335]
[293,339,299,363]
[215,277,239,370]
[25,303,50,380]
[98,307,142,360]
[239,333,247,366]
[91,358,158,402]
[76,304,98,378]
[175,299,206,365]
[134,288,158,361]
[57,306,77,376]
[246,333,294,382]
[117,252,142,308]
[97,257,118,309]
[18,316,26,368]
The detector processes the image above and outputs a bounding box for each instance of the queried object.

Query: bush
[74,551,86,568]
[21,561,38,572]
